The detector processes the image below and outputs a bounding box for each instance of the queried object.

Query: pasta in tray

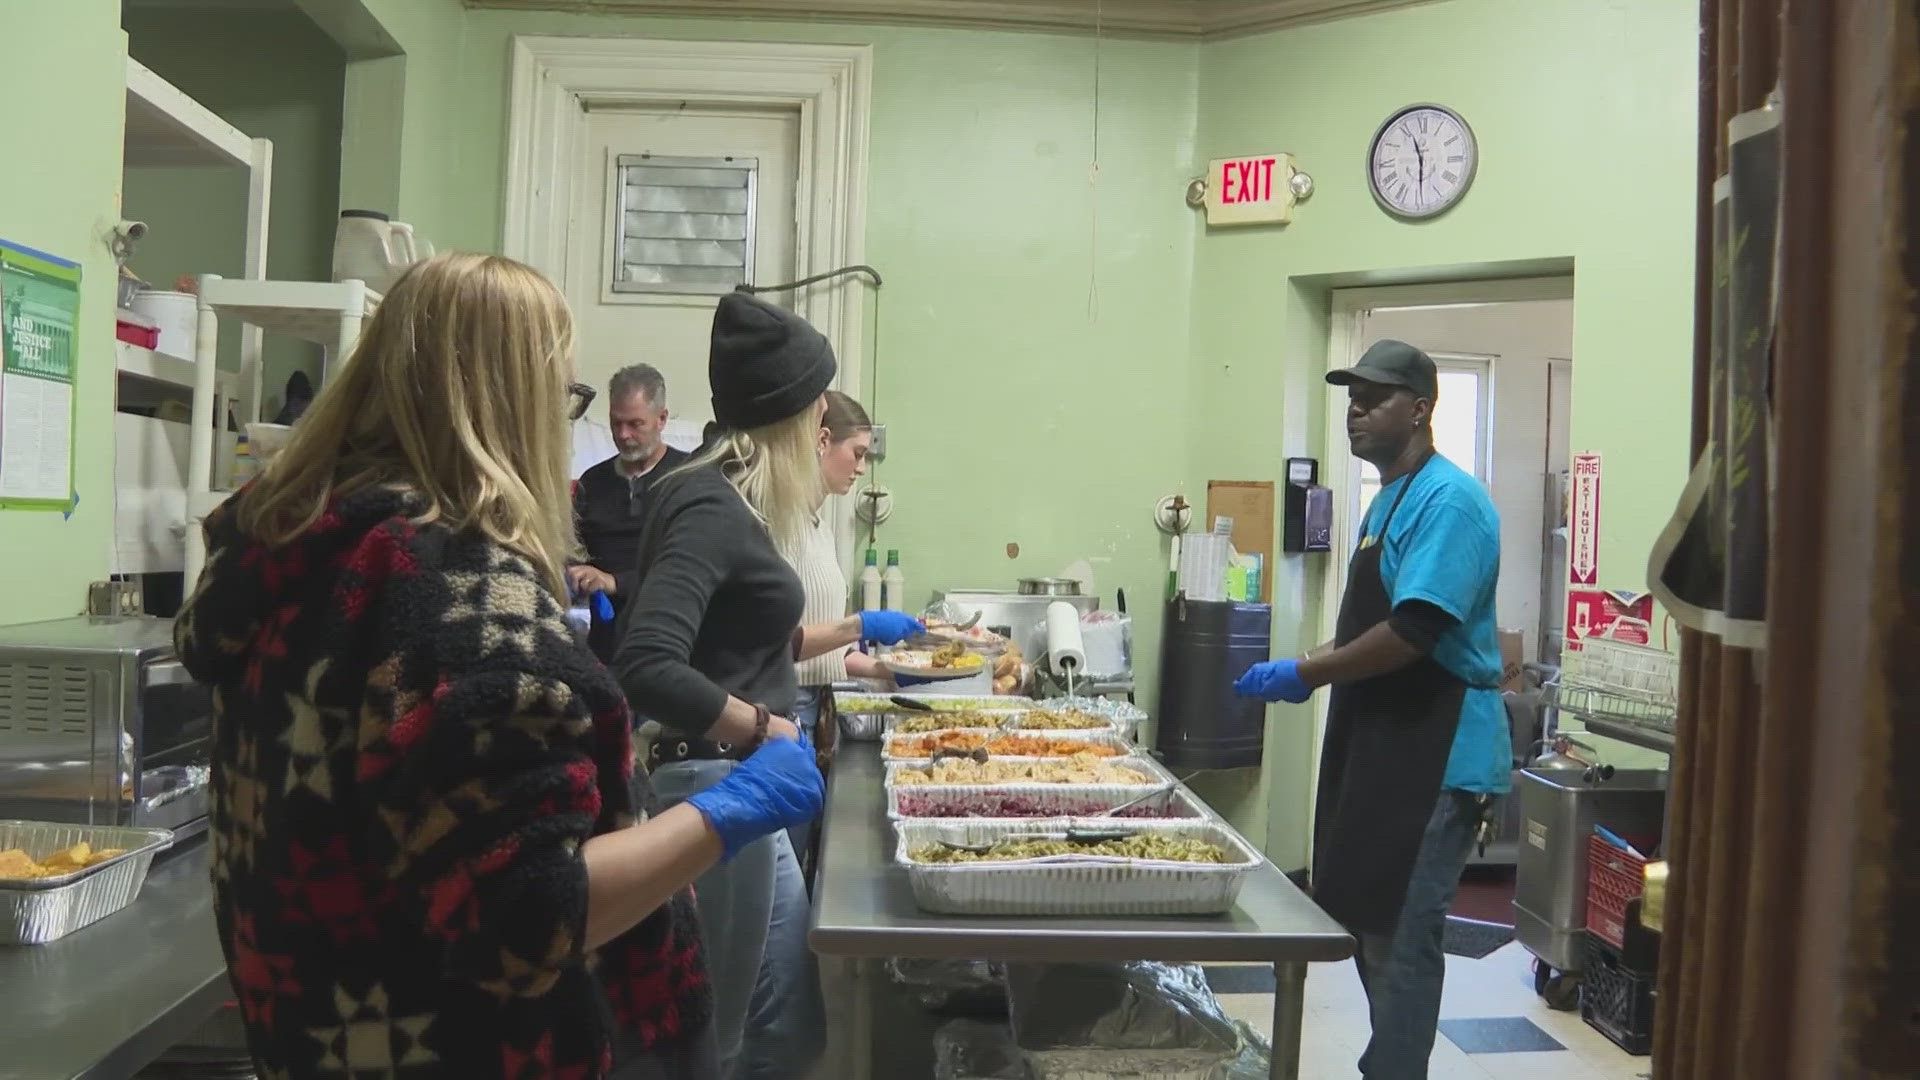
[1002,708,1109,730]
[889,731,1124,759]
[891,755,1154,786]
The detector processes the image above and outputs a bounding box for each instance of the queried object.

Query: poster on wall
[1565,588,1655,654]
[1568,452,1602,586]
[1648,100,1778,647]
[0,239,81,511]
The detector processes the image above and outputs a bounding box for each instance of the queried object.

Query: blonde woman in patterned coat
[173,253,823,1080]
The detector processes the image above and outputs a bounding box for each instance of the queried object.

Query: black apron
[1311,454,1469,934]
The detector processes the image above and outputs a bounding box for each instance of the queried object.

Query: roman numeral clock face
[1368,105,1477,219]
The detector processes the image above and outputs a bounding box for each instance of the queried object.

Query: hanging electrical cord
[736,264,888,546]
[1087,0,1103,322]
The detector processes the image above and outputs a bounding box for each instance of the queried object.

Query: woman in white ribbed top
[791,390,891,694]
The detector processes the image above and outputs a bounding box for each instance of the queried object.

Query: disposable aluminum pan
[885,756,1165,790]
[834,692,1039,743]
[888,782,1208,822]
[894,817,1261,916]
[0,820,175,945]
[881,728,1133,763]
[1040,696,1149,742]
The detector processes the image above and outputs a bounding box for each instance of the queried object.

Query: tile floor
[1213,942,1652,1079]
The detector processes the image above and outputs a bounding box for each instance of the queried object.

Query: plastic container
[859,548,883,611]
[1580,933,1655,1054]
[1585,831,1654,949]
[0,821,175,945]
[883,548,906,611]
[130,289,198,358]
[116,309,160,349]
[243,421,294,464]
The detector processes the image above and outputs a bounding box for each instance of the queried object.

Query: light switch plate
[868,423,887,463]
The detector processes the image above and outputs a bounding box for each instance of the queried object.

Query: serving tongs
[935,825,1138,856]
[1098,782,1179,818]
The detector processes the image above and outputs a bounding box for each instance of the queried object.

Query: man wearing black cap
[1236,339,1509,1079]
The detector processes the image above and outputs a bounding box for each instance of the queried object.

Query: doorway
[564,103,801,465]
[1312,277,1577,869]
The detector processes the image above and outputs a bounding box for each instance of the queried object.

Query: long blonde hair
[674,405,824,555]
[236,252,579,596]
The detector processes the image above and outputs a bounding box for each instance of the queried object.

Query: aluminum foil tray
[0,820,175,945]
[888,782,1207,822]
[882,728,1133,763]
[894,817,1260,917]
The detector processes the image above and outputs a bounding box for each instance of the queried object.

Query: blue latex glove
[858,609,925,646]
[591,591,615,623]
[685,732,825,860]
[1234,659,1313,704]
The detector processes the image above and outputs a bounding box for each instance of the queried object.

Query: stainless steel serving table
[809,750,1354,1080]
[0,839,227,1080]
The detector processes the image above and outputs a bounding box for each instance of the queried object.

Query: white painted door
[565,105,800,432]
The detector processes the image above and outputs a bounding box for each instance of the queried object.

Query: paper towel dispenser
[1283,457,1332,553]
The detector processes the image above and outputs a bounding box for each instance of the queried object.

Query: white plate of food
[882,643,989,681]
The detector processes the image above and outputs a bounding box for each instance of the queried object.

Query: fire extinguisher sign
[1569,452,1601,586]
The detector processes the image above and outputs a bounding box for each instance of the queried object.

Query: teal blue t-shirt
[1359,453,1511,794]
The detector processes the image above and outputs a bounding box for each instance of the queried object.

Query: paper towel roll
[1045,601,1087,672]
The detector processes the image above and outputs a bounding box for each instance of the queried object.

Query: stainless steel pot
[1016,577,1082,597]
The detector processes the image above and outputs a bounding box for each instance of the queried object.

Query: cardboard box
[1498,629,1526,694]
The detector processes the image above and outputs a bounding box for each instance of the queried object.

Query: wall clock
[1367,104,1477,220]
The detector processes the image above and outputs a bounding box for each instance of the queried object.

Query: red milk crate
[1585,831,1652,949]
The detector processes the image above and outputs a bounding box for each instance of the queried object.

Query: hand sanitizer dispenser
[1283,457,1333,553]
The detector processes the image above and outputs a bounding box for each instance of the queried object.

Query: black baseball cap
[1326,339,1438,400]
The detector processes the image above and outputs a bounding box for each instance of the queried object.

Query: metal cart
[1512,629,1676,1009]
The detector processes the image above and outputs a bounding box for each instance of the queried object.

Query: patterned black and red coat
[175,485,710,1079]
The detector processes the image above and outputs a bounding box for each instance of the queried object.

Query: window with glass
[1354,354,1495,529]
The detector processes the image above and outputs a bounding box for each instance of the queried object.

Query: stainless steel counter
[809,749,1354,1080]
[0,840,227,1080]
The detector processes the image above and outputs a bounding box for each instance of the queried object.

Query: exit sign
[1205,153,1297,226]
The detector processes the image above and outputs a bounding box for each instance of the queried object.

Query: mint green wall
[319,0,1697,862]
[0,1,126,623]
[123,10,346,411]
[336,5,1202,717]
[1185,0,1698,861]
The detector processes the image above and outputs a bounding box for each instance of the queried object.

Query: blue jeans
[647,758,776,1079]
[1353,788,1499,1080]
[787,688,825,863]
[738,829,826,1080]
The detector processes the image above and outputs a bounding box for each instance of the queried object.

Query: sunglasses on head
[567,382,597,421]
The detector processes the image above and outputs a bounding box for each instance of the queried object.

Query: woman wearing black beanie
[614,291,884,1080]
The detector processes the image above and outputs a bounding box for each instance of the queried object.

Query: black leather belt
[647,736,748,765]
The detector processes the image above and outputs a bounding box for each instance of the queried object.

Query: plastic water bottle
[859,548,884,611]
[882,549,906,612]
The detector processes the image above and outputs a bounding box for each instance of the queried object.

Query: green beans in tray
[891,710,1008,732]
[909,834,1234,865]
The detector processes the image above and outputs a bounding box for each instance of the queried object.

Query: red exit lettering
[1220,157,1277,205]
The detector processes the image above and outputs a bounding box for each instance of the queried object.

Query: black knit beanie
[708,291,837,429]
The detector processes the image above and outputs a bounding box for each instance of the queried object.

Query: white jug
[387,221,435,267]
[333,210,402,292]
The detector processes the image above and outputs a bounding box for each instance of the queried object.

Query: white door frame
[504,34,872,559]
[504,33,873,413]
[1308,275,1574,817]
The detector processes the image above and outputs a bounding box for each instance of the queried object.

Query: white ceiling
[457,0,1448,40]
